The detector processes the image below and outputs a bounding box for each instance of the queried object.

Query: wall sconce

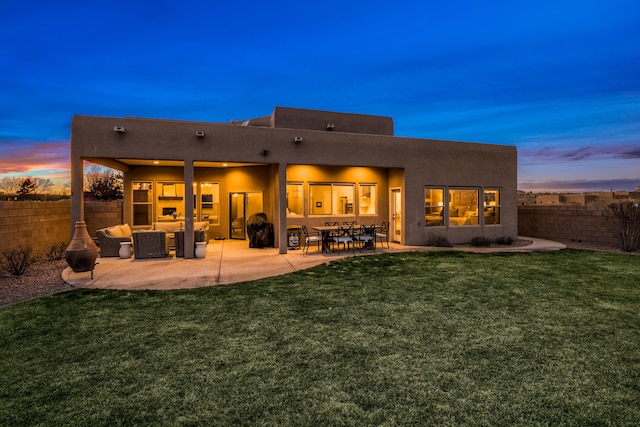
[326,123,334,131]
[113,126,125,133]
[261,148,270,156]
[294,136,303,143]
[195,131,205,137]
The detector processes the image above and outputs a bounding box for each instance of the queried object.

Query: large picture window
[448,188,479,226]
[132,181,152,226]
[359,184,376,215]
[309,183,355,216]
[483,189,501,225]
[286,183,303,216]
[425,187,444,226]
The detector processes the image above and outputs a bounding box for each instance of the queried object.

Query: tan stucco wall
[71,109,517,249]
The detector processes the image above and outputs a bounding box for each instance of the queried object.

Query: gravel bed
[0,259,75,309]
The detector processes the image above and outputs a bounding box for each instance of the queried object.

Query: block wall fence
[0,200,123,255]
[518,205,618,247]
[0,201,623,255]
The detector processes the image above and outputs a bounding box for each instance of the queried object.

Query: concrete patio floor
[62,237,566,290]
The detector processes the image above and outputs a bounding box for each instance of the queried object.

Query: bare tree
[606,200,640,252]
[0,177,22,195]
[85,166,123,200]
[32,177,55,194]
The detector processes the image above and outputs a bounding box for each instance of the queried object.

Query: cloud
[519,143,640,164]
[518,178,640,193]
[0,141,69,175]
[619,147,640,159]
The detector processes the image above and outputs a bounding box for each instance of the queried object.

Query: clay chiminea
[64,221,99,279]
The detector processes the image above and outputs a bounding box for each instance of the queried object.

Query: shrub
[495,236,514,245]
[605,200,640,252]
[2,247,36,276]
[470,236,492,247]
[428,236,452,247]
[45,241,68,261]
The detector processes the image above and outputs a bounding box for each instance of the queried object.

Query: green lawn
[1,250,639,426]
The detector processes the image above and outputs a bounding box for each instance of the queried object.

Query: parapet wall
[0,200,123,255]
[518,205,618,247]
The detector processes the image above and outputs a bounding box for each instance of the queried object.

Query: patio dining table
[312,224,381,253]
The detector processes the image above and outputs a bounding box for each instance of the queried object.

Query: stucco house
[70,106,517,257]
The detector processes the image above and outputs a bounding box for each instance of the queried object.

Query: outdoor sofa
[96,223,133,257]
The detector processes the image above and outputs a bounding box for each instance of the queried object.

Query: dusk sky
[1,1,639,193]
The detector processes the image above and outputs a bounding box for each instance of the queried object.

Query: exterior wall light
[261,149,270,156]
[326,123,334,131]
[294,136,303,143]
[195,131,205,137]
[113,126,125,133]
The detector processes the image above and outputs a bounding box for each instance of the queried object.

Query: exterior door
[390,188,402,243]
[229,192,264,240]
[229,193,246,239]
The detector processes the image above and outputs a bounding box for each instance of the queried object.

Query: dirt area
[0,259,75,309]
[561,240,640,255]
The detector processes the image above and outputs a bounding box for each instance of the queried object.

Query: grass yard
[1,250,639,426]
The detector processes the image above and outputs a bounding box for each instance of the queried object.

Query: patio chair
[354,224,376,251]
[376,221,389,248]
[332,225,355,254]
[301,225,322,254]
[325,221,339,226]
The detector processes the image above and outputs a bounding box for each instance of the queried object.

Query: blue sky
[1,0,639,192]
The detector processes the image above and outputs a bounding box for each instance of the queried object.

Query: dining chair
[332,225,355,254]
[301,225,322,254]
[376,221,389,248]
[354,224,376,251]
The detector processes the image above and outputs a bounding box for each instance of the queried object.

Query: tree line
[0,166,123,200]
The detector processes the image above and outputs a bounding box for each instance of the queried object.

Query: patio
[62,237,565,290]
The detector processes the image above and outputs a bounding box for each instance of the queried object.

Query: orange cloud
[0,141,70,174]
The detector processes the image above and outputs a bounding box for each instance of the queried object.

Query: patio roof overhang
[85,158,266,170]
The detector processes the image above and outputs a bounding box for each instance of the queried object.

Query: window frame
[131,181,153,226]
[358,183,377,216]
[483,188,501,225]
[424,186,445,227]
[308,182,355,216]
[447,187,480,227]
[286,182,304,217]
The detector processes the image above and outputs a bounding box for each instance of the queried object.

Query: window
[309,183,355,216]
[286,183,303,216]
[424,187,444,226]
[359,184,376,215]
[200,182,220,224]
[157,181,185,221]
[132,181,152,226]
[483,189,501,225]
[448,188,479,226]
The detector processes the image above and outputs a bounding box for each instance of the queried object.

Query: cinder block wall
[84,200,124,237]
[518,205,618,247]
[0,200,123,255]
[0,200,72,255]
